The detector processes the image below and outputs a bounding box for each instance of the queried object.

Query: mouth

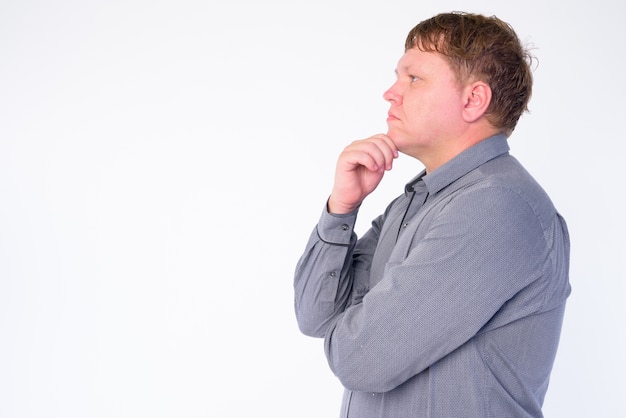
[387,112,399,122]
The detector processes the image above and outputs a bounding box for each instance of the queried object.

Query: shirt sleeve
[322,185,559,393]
[294,203,382,338]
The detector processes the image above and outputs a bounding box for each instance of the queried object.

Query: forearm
[321,187,556,393]
[294,208,359,337]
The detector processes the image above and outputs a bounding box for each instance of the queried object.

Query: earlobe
[463,82,491,123]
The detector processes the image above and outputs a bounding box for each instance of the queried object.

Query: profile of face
[383,48,467,162]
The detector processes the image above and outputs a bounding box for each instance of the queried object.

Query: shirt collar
[405,134,510,195]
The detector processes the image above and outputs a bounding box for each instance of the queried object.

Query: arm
[323,186,554,393]
[293,207,381,337]
[294,134,399,336]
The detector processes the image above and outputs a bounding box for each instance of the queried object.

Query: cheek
[401,94,426,118]
[420,93,459,120]
[403,95,437,124]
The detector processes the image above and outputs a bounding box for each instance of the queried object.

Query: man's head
[405,12,534,136]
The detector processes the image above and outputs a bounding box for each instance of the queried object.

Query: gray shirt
[294,134,571,417]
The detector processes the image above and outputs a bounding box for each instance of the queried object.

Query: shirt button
[341,224,349,231]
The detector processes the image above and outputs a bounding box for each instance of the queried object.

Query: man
[293,11,571,418]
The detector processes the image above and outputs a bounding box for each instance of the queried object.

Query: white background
[1,1,624,417]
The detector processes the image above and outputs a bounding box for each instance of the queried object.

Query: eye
[409,75,419,83]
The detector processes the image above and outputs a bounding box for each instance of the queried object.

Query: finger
[358,139,394,172]
[364,135,398,170]
[375,134,399,159]
[341,145,384,173]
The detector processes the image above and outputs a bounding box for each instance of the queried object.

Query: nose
[383,81,401,104]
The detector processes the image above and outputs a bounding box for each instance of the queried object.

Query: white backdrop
[1,1,624,417]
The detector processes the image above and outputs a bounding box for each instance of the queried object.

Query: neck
[420,125,501,173]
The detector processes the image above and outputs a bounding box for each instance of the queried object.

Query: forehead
[396,48,451,74]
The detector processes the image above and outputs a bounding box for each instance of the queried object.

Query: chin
[386,130,405,146]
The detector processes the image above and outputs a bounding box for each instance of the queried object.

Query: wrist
[327,196,359,215]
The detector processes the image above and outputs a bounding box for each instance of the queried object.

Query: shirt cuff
[316,203,358,245]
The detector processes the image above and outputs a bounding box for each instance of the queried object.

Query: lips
[387,112,400,121]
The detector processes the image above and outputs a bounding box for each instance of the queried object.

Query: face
[384,48,467,164]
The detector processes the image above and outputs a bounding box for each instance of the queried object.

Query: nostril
[383,87,401,104]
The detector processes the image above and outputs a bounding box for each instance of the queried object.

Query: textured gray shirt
[294,134,571,418]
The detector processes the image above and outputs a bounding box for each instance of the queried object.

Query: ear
[462,81,492,123]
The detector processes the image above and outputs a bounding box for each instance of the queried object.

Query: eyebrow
[393,64,412,74]
[394,65,412,76]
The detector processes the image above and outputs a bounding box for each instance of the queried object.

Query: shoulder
[436,155,558,235]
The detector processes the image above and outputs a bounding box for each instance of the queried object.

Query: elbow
[295,308,333,338]
[296,317,326,338]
